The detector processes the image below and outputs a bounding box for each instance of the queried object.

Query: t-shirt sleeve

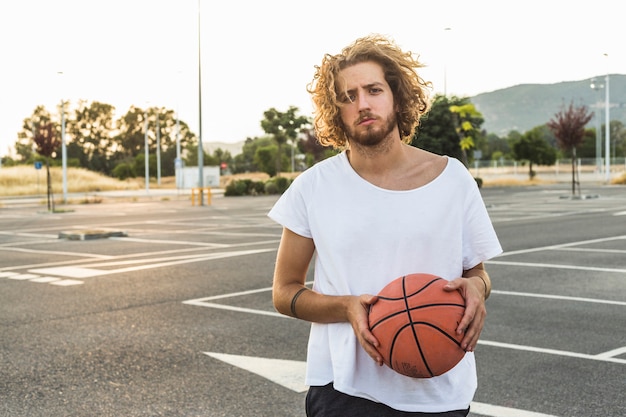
[461,169,503,269]
[267,176,313,239]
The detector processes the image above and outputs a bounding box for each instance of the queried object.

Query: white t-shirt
[268,151,502,412]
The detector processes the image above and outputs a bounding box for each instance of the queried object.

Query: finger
[456,302,476,335]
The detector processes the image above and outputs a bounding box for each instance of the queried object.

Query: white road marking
[495,235,626,257]
[0,246,113,259]
[204,352,560,416]
[29,249,275,279]
[492,290,626,306]
[204,352,308,393]
[478,340,626,364]
[28,277,61,283]
[489,260,626,274]
[7,273,39,280]
[29,266,103,278]
[185,284,626,365]
[470,401,559,417]
[49,279,84,286]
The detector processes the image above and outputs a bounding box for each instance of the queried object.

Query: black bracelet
[290,287,308,318]
[477,275,488,299]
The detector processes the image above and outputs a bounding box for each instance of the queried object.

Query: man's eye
[340,94,355,103]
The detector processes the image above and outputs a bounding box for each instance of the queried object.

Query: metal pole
[176,109,181,190]
[61,100,67,203]
[197,0,204,205]
[144,108,150,192]
[604,72,610,182]
[58,72,67,204]
[156,114,161,186]
[443,27,451,96]
[590,78,603,175]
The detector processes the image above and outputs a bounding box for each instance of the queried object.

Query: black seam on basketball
[403,277,443,298]
[370,303,463,331]
[389,322,433,377]
[414,321,464,348]
[401,276,433,377]
[369,310,406,331]
[408,302,465,310]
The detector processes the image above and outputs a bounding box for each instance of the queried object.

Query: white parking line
[203,352,561,416]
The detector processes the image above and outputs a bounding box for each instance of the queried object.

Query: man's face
[336,61,397,147]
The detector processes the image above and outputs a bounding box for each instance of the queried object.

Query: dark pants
[306,383,470,417]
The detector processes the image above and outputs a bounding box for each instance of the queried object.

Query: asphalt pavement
[1,183,625,417]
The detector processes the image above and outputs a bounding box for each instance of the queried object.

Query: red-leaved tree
[33,122,61,211]
[547,101,593,196]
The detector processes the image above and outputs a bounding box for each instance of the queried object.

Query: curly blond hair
[306,34,432,150]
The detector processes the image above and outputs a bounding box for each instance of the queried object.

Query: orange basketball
[368,273,466,378]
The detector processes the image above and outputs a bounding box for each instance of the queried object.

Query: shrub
[112,163,135,180]
[224,176,293,196]
[224,179,249,196]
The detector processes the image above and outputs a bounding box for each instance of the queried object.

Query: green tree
[449,102,484,167]
[254,145,279,177]
[66,100,116,174]
[260,106,310,174]
[413,95,474,162]
[547,101,593,195]
[512,126,557,179]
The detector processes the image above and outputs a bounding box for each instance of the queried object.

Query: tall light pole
[156,113,161,186]
[175,106,182,190]
[590,78,603,174]
[604,54,610,182]
[57,72,67,203]
[443,27,451,96]
[197,0,205,205]
[144,107,150,193]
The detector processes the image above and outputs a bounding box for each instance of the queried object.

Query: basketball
[368,273,466,378]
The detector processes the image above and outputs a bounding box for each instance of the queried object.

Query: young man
[269,34,502,416]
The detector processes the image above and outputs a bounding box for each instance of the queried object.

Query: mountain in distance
[204,74,626,155]
[471,74,626,136]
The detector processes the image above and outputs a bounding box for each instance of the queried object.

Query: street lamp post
[57,71,67,203]
[197,0,204,205]
[61,99,67,203]
[443,27,451,96]
[590,78,603,175]
[144,108,150,193]
[604,54,610,182]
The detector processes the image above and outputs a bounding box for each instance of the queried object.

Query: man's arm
[272,227,383,365]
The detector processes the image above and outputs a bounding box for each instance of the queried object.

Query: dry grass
[0,166,303,197]
[0,166,140,196]
[613,172,626,185]
[482,177,555,187]
[1,165,621,197]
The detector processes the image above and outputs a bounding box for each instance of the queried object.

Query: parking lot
[1,183,625,417]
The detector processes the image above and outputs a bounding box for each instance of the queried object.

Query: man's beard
[346,111,397,148]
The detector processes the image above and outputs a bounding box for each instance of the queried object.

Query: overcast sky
[0,0,622,157]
